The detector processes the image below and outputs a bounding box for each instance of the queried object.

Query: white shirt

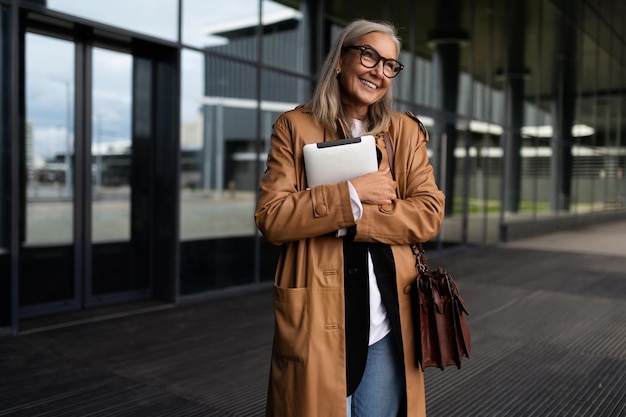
[344,119,391,346]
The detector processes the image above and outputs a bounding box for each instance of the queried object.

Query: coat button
[314,204,328,216]
[348,267,358,275]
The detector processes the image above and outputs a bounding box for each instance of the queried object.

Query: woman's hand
[350,168,397,205]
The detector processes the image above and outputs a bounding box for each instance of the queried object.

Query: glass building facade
[1,0,624,332]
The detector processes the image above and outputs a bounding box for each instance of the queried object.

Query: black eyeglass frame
[342,45,405,78]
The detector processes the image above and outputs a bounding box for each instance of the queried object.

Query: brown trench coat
[255,106,445,417]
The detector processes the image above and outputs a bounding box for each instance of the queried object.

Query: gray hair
[306,20,402,134]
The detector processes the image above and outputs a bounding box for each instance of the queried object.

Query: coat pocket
[273,285,309,362]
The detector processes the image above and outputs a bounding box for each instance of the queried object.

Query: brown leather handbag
[383,129,470,370]
[410,243,470,370]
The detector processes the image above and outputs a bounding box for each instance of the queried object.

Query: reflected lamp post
[49,75,72,196]
[95,113,103,188]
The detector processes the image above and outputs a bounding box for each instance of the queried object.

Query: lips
[360,79,378,89]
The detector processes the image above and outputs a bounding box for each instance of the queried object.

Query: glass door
[21,33,77,315]
[88,47,150,305]
[20,32,151,318]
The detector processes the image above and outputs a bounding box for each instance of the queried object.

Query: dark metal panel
[128,55,153,301]
[152,48,181,302]
[75,32,91,307]
[0,5,9,328]
[180,237,268,295]
[8,0,21,333]
[132,43,180,303]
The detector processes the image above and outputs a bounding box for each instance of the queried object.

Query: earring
[335,69,340,78]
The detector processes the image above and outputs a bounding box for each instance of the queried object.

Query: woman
[255,19,445,417]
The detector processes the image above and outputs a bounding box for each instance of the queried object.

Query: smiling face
[338,31,398,120]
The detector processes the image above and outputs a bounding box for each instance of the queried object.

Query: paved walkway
[1,220,625,416]
[503,218,626,257]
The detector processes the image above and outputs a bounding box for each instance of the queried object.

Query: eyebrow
[362,44,397,60]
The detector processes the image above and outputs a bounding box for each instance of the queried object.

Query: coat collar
[296,104,391,141]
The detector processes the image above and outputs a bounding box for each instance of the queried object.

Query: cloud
[30,124,72,159]
[48,0,178,40]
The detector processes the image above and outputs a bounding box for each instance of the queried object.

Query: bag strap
[383,132,394,174]
[384,132,430,270]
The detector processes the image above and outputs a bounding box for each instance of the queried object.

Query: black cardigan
[343,240,404,396]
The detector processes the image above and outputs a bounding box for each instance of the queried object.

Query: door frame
[16,8,180,320]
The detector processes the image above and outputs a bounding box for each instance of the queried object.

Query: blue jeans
[346,332,405,417]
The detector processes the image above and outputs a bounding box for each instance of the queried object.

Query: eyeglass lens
[360,47,402,78]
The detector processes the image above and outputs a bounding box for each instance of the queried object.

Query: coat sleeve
[255,113,357,245]
[353,115,445,244]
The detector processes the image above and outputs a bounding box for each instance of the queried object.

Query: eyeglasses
[342,45,404,78]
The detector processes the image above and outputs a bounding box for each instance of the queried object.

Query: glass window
[261,0,308,74]
[25,33,75,245]
[515,0,545,221]
[180,52,259,240]
[517,0,547,220]
[182,0,259,60]
[259,66,311,174]
[571,4,598,215]
[179,49,260,294]
[460,0,505,245]
[92,48,132,243]
[541,1,569,214]
[393,51,434,106]
[590,47,621,211]
[414,56,434,107]
[261,68,311,106]
[23,0,178,41]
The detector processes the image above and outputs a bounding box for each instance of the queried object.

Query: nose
[371,60,385,78]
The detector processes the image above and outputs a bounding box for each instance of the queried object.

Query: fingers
[351,167,398,205]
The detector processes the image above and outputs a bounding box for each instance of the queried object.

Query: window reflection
[180,48,265,293]
[261,0,306,72]
[182,0,259,56]
[25,33,74,245]
[180,50,261,240]
[92,48,132,243]
[179,1,309,244]
[26,0,177,41]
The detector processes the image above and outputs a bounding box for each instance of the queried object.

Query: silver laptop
[303,135,378,187]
